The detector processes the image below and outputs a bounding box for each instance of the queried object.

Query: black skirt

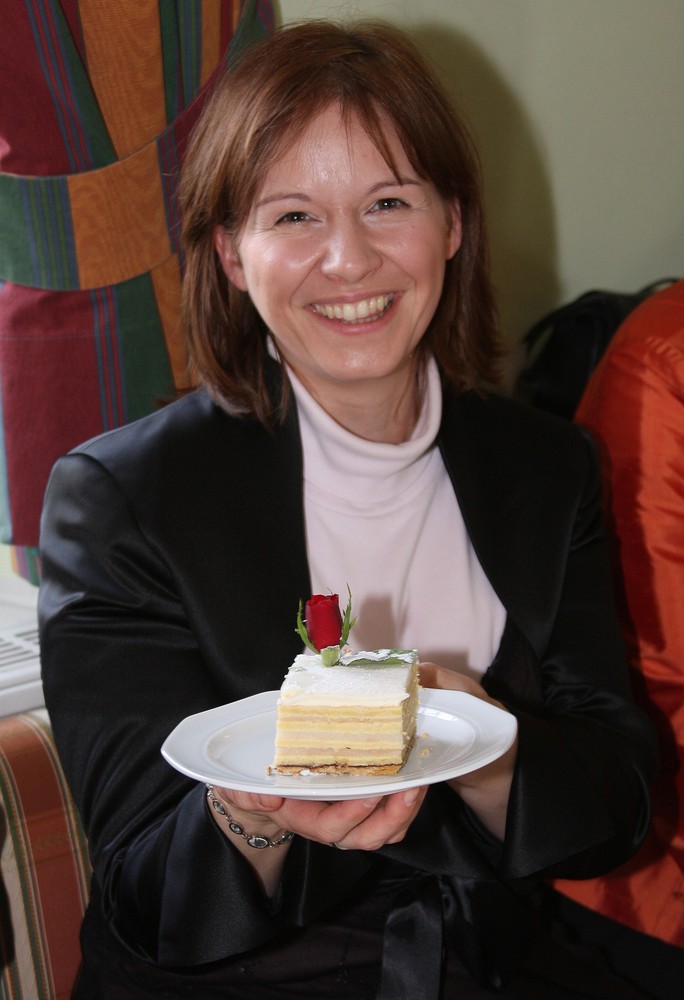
[73,874,652,999]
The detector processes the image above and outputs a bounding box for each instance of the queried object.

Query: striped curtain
[0,0,275,582]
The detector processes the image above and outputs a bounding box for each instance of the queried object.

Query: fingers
[319,785,428,851]
[419,661,477,692]
[359,786,426,847]
[214,785,429,852]
[213,787,384,844]
[279,794,384,845]
[419,661,508,712]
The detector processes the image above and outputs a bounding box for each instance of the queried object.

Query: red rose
[305,593,343,651]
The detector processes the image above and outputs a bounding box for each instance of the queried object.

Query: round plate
[161,688,517,800]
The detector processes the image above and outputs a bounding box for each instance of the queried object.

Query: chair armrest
[0,710,90,999]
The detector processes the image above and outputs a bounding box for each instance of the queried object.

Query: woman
[39,21,657,999]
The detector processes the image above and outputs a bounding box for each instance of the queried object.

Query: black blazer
[38,379,657,974]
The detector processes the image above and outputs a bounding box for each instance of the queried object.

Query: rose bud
[305,593,343,651]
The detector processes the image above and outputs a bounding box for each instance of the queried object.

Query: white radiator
[0,623,43,715]
[0,572,43,715]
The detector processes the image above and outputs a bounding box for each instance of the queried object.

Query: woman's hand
[419,661,518,840]
[210,783,428,895]
[419,661,505,710]
[214,784,427,849]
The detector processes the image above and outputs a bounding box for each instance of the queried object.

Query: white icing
[280,650,418,706]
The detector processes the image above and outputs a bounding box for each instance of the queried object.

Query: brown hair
[180,20,501,424]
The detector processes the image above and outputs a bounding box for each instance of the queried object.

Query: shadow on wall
[412,23,559,355]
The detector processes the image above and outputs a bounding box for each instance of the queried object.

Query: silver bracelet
[206,784,295,849]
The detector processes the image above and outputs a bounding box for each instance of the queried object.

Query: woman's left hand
[419,661,518,840]
[419,661,506,710]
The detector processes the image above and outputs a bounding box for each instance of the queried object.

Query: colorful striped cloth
[0,710,90,1000]
[0,1,275,581]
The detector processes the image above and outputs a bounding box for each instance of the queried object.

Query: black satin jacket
[38,377,657,990]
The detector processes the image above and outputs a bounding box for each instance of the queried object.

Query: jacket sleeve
[498,428,657,879]
[38,452,371,967]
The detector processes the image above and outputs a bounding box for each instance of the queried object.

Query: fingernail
[404,788,420,806]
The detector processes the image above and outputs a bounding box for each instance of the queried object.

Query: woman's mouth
[311,294,394,323]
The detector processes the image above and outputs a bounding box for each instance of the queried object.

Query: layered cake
[271,647,420,775]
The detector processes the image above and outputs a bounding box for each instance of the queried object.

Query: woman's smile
[310,292,395,325]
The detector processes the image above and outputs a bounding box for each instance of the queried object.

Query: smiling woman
[38,19,657,1000]
[180,20,500,428]
[214,104,460,442]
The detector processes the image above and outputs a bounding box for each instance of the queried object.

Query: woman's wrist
[447,740,517,839]
[205,785,293,898]
[206,785,294,848]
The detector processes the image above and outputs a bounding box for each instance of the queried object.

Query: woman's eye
[371,197,408,213]
[275,211,311,225]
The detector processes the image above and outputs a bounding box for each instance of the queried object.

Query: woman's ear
[214,226,248,291]
[445,201,462,260]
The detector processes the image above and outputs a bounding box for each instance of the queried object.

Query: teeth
[313,294,393,322]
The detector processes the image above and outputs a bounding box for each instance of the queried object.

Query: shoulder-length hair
[180,20,501,424]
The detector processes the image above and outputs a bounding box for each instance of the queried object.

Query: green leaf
[295,599,318,653]
[339,584,358,646]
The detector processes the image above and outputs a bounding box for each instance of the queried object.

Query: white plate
[161,689,517,800]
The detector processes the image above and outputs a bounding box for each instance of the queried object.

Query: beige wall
[279,0,684,343]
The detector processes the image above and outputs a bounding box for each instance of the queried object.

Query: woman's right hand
[213,783,427,850]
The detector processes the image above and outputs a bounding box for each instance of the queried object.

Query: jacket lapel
[158,385,312,700]
[438,390,575,659]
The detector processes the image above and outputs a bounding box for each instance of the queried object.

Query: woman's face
[216,104,461,412]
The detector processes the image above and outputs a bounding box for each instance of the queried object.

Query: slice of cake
[272,648,420,775]
[271,591,420,775]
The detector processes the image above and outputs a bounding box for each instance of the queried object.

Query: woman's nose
[319,218,382,283]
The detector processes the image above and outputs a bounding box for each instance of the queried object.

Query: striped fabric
[0,1,275,580]
[0,710,90,1000]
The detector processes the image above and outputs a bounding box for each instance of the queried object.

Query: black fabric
[38,374,658,994]
[377,874,444,999]
[72,873,653,1000]
[378,872,541,995]
[514,280,677,419]
[549,893,684,1000]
